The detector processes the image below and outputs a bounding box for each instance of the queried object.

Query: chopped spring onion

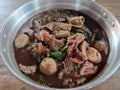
[39,74,45,83]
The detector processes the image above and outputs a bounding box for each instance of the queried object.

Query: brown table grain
[0,0,120,90]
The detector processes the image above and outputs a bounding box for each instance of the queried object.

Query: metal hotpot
[0,0,120,90]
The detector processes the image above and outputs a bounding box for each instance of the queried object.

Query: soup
[14,9,109,88]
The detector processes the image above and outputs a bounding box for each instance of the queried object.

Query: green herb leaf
[25,43,37,51]
[49,13,58,18]
[50,50,65,61]
[39,74,45,83]
[84,32,88,38]
[41,21,47,25]
[60,46,68,52]
[70,30,80,35]
[70,32,74,35]
[75,64,81,69]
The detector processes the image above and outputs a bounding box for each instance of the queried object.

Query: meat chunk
[65,33,85,70]
[34,20,41,29]
[30,16,43,32]
[65,58,74,71]
[53,30,70,38]
[39,58,57,75]
[70,57,84,64]
[46,22,72,31]
[67,16,85,28]
[19,64,37,74]
[67,33,85,45]
[67,33,85,59]
[37,30,64,51]
[15,34,29,48]
[32,42,49,58]
[95,40,107,51]
[80,61,98,76]
[87,47,102,63]
[46,22,71,39]
[80,41,89,60]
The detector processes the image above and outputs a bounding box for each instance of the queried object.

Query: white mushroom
[80,41,89,60]
[22,28,34,36]
[87,47,102,63]
[15,34,29,48]
[67,16,85,28]
[19,64,37,74]
[95,40,107,51]
[39,58,57,75]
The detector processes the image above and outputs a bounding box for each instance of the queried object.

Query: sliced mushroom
[19,64,37,74]
[15,34,29,48]
[87,47,102,63]
[22,28,34,36]
[53,30,70,38]
[67,16,85,28]
[46,22,72,31]
[95,40,107,51]
[80,41,89,60]
[39,58,57,75]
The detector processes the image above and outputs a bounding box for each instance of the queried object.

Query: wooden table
[0,0,120,90]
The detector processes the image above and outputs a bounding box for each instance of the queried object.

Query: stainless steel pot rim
[0,0,120,90]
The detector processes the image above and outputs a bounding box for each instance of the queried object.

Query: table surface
[0,0,120,90]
